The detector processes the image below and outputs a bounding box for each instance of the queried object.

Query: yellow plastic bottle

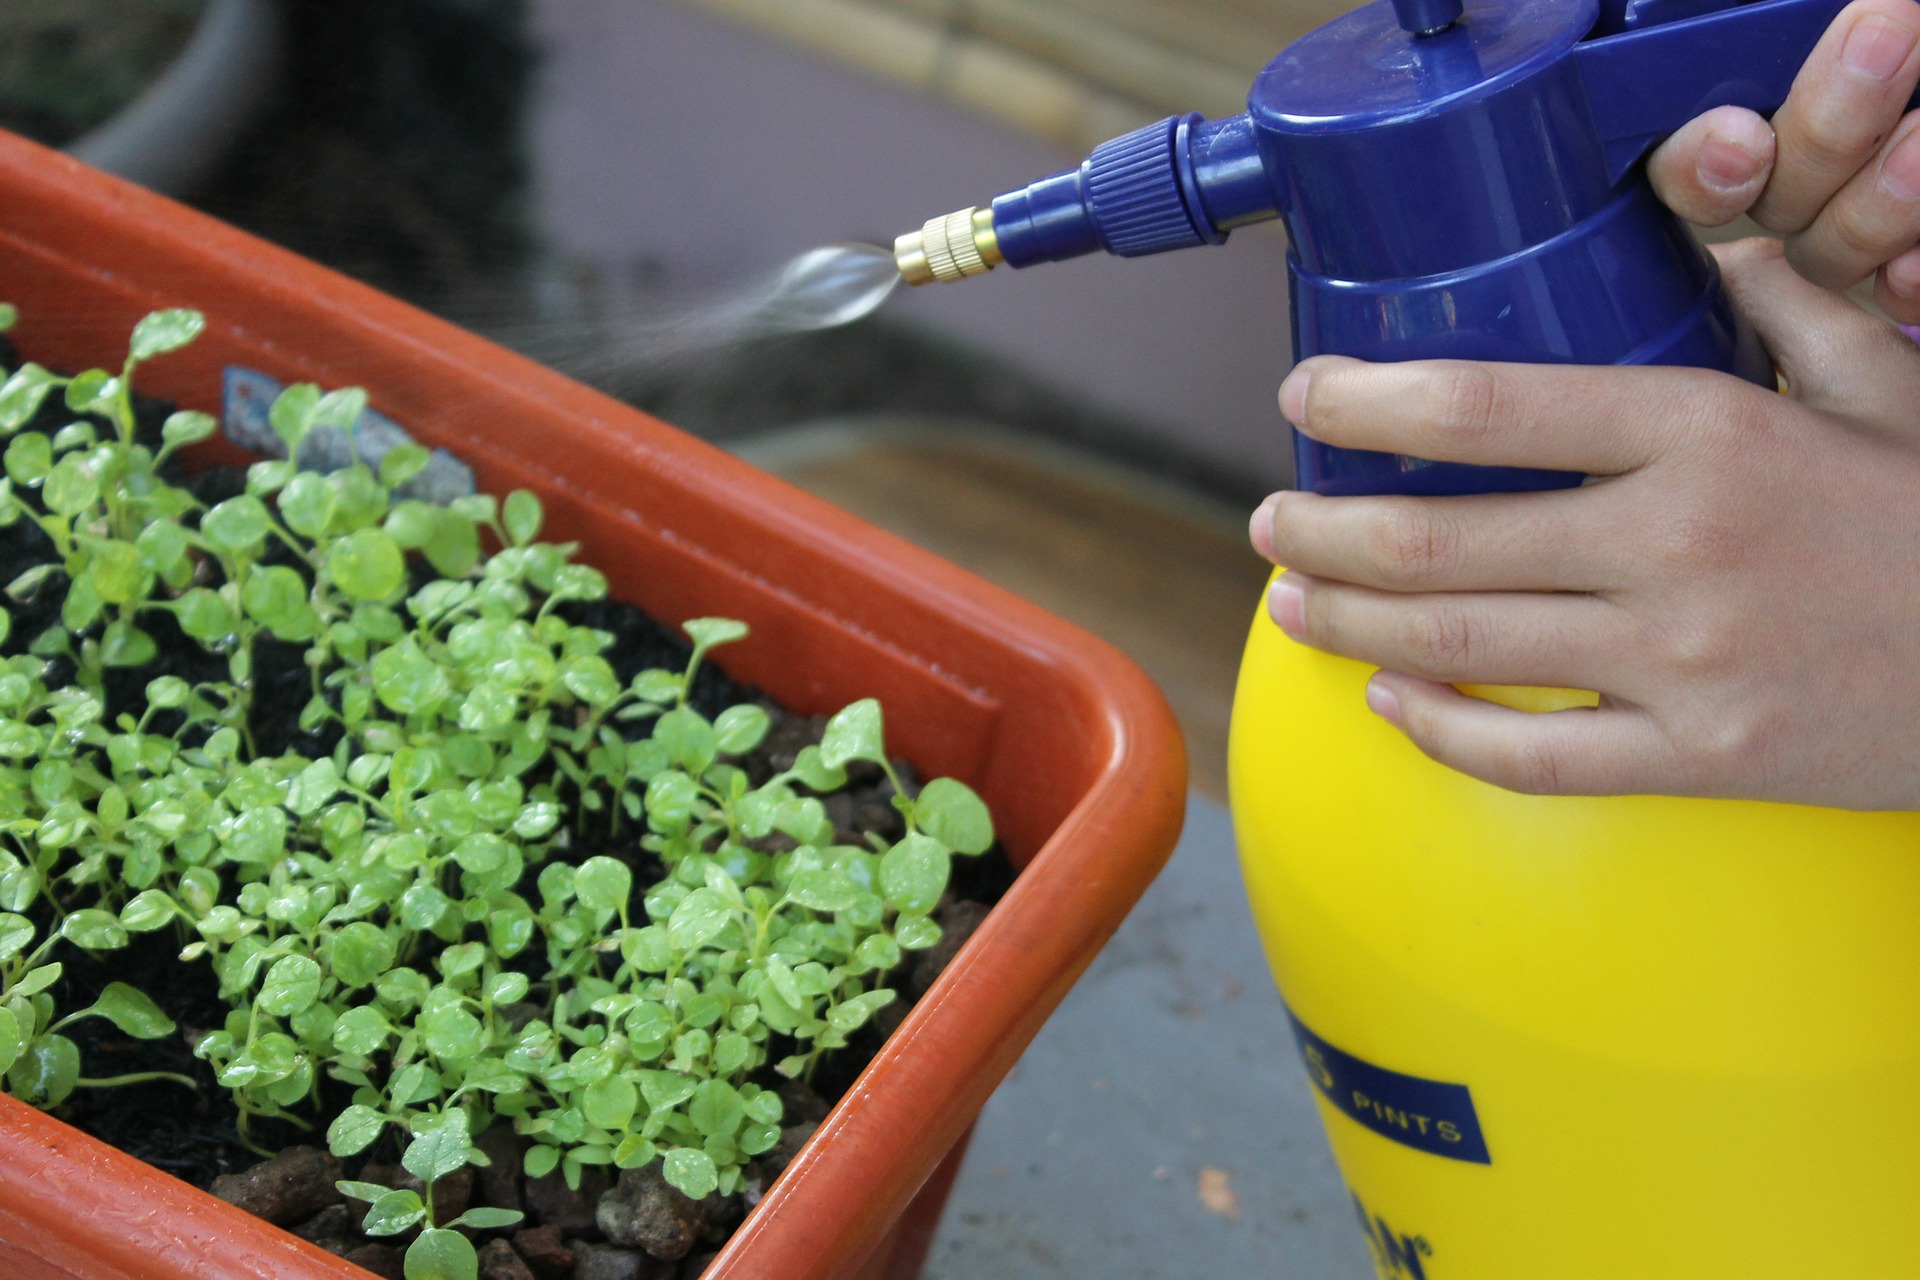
[1230,588,1920,1277]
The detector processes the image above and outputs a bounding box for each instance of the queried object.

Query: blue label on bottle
[1287,1009,1492,1165]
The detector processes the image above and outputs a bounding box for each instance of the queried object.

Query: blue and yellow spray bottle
[895,0,1920,1273]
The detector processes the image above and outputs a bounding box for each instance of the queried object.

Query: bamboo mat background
[654,0,1351,154]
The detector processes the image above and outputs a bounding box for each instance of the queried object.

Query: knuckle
[1423,364,1505,452]
[1499,734,1571,796]
[1682,706,1780,784]
[1804,210,1888,280]
[1372,504,1458,586]
[1787,102,1877,177]
[1666,628,1737,681]
[1407,602,1478,674]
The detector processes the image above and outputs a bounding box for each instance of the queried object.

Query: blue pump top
[979,0,1915,496]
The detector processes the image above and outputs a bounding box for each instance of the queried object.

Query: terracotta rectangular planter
[0,130,1187,1280]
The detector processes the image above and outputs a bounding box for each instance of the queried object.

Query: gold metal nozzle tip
[894,207,1002,285]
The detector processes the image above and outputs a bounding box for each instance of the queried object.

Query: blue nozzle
[987,114,1279,272]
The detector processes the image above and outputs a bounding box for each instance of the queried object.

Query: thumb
[1647,106,1775,227]
[1713,236,1920,429]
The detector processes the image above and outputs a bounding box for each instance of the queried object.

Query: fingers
[1268,573,1632,691]
[1875,244,1920,320]
[1648,106,1776,227]
[1784,111,1920,289]
[1714,237,1920,424]
[1252,487,1621,594]
[1364,673,1679,796]
[1753,0,1920,237]
[1279,355,1741,475]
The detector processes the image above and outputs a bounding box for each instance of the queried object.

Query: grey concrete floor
[925,796,1374,1280]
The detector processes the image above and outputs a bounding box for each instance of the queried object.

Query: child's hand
[1646,0,1920,317]
[1249,239,1920,808]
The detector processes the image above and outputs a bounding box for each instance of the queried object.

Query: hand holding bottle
[1645,0,1920,317]
[1250,239,1920,807]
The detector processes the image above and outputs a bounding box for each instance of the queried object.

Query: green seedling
[0,307,997,1276]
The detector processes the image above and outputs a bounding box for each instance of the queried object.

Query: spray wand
[890,0,1919,495]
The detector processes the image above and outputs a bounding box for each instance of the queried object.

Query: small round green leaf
[502,490,542,546]
[666,887,731,951]
[912,778,995,854]
[330,922,398,990]
[379,443,432,490]
[405,1228,476,1280]
[259,954,323,1017]
[573,856,632,914]
[449,1207,525,1231]
[11,1032,79,1106]
[328,1104,387,1157]
[0,1005,21,1075]
[129,309,206,362]
[819,699,884,769]
[402,1109,475,1184]
[87,983,176,1038]
[242,565,320,641]
[200,495,272,555]
[161,410,217,449]
[61,908,129,951]
[582,1075,638,1131]
[372,639,451,718]
[0,912,33,963]
[359,1187,428,1237]
[286,757,340,815]
[174,588,240,644]
[42,454,101,517]
[5,433,50,485]
[714,704,769,755]
[661,1148,718,1200]
[328,528,406,601]
[880,832,950,915]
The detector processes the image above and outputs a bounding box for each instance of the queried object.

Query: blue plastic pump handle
[980,0,1920,496]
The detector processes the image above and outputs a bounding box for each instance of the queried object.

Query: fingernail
[1249,495,1279,560]
[1882,128,1920,201]
[1268,574,1306,636]
[1844,14,1917,81]
[1279,366,1312,426]
[1366,675,1403,726]
[1697,132,1765,194]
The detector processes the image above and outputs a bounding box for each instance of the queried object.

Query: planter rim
[0,128,1188,1280]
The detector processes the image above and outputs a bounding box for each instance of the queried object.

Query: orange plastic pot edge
[0,129,1189,1280]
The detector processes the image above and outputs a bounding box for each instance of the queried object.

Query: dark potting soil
[0,341,1016,1276]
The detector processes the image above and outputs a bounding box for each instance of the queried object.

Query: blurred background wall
[526,0,1301,495]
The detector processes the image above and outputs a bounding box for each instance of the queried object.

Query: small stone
[769,1122,819,1174]
[292,1203,356,1244]
[596,1165,706,1260]
[479,1238,539,1280]
[526,1167,610,1235]
[513,1224,575,1278]
[431,1166,476,1224]
[475,1125,529,1213]
[741,1119,821,1209]
[774,1078,830,1126]
[572,1241,672,1280]
[291,1202,357,1254]
[910,900,991,995]
[343,1242,406,1280]
[210,1145,344,1225]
